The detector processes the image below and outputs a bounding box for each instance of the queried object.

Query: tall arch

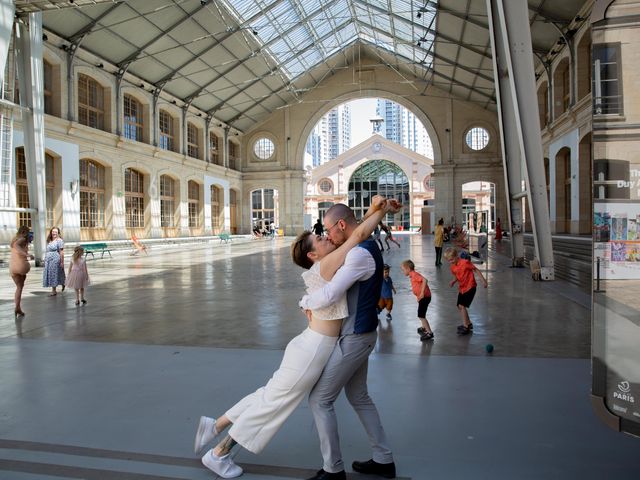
[296,90,442,170]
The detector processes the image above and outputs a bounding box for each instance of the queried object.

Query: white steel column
[0,0,14,76]
[486,0,554,279]
[15,13,47,265]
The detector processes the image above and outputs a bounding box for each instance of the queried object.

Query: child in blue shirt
[378,264,397,321]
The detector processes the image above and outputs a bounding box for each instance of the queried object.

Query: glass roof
[220,0,437,81]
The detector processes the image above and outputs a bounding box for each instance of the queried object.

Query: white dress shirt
[299,246,375,311]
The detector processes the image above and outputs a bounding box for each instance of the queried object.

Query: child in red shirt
[401,259,434,341]
[444,247,488,335]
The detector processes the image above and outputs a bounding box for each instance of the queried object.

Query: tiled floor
[0,235,638,479]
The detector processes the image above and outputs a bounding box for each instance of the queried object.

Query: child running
[400,259,434,341]
[66,246,90,306]
[444,247,488,335]
[377,264,396,321]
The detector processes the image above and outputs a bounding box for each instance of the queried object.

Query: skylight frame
[218,0,438,81]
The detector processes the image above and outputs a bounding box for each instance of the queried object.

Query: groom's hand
[385,199,402,214]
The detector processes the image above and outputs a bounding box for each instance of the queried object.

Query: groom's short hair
[325,203,357,226]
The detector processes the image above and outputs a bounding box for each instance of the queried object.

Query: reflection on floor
[1,235,638,480]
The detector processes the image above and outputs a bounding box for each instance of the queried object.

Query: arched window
[577,33,591,100]
[229,142,239,170]
[160,175,176,228]
[348,160,409,228]
[79,159,105,229]
[123,94,143,142]
[159,110,175,152]
[43,60,53,115]
[211,185,223,234]
[187,122,200,159]
[209,132,221,165]
[78,73,105,130]
[553,59,570,117]
[125,168,144,228]
[537,82,548,128]
[188,180,200,228]
[15,148,55,229]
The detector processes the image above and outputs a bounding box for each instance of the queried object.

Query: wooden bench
[219,233,231,244]
[82,242,111,259]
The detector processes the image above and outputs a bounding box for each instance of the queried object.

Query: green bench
[81,242,111,259]
[219,233,231,244]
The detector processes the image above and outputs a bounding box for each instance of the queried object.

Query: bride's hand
[370,195,386,211]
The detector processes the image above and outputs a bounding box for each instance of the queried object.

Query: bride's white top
[301,262,348,320]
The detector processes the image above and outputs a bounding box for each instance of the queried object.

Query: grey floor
[0,235,638,480]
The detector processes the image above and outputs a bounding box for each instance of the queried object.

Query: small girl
[66,246,90,306]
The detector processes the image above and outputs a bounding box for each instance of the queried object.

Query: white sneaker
[194,416,219,455]
[202,450,243,478]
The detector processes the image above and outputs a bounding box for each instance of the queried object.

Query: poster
[594,202,640,279]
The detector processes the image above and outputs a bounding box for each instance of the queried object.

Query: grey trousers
[308,331,394,473]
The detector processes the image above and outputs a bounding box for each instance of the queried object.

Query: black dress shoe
[352,459,396,478]
[305,468,346,480]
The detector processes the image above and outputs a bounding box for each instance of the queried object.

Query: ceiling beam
[67,2,124,43]
[356,19,493,84]
[153,0,288,87]
[183,0,343,103]
[116,0,213,70]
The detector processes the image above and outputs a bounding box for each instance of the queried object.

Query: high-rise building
[376,99,433,158]
[305,104,351,167]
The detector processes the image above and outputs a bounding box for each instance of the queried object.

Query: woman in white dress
[193,196,399,478]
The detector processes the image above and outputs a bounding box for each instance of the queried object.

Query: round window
[465,127,490,151]
[424,176,435,190]
[254,137,275,160]
[318,179,333,194]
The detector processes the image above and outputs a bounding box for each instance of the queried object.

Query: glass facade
[348,159,409,228]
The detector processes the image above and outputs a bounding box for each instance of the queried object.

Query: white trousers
[226,327,337,454]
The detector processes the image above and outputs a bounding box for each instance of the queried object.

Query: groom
[299,200,398,480]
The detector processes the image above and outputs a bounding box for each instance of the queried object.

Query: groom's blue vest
[341,239,383,335]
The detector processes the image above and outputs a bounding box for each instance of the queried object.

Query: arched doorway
[210,185,224,234]
[251,188,279,232]
[461,181,496,233]
[348,160,409,228]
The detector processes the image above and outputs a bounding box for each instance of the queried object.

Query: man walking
[299,203,397,480]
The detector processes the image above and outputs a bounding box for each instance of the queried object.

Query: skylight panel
[284,25,313,50]
[309,14,333,40]
[390,0,414,20]
[367,0,388,11]
[270,38,297,63]
[298,0,324,17]
[224,0,263,21]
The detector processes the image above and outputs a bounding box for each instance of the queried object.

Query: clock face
[373,142,382,152]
